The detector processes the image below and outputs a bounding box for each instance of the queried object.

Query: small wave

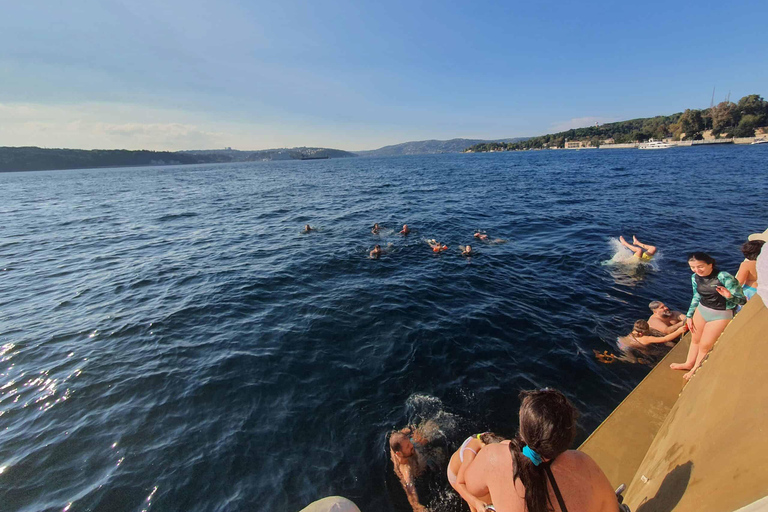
[156,212,199,222]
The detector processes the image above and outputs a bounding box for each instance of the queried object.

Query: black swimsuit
[544,463,569,512]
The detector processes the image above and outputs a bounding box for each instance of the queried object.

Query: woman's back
[464,442,618,512]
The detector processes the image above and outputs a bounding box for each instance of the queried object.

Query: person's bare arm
[391,450,427,512]
[637,326,685,345]
[735,260,751,286]
[648,317,681,334]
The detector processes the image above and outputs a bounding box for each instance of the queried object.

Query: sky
[1,0,766,151]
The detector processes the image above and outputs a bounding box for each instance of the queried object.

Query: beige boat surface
[580,295,768,511]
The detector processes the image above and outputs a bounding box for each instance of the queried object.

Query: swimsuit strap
[544,463,569,512]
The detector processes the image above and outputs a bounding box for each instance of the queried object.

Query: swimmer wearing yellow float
[619,235,657,262]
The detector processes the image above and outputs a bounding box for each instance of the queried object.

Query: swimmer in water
[428,239,448,252]
[371,223,381,234]
[302,224,313,233]
[370,244,383,259]
[619,235,657,262]
[460,245,473,256]
[400,224,411,235]
[474,232,506,243]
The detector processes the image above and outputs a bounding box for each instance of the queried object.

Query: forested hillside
[466,94,768,152]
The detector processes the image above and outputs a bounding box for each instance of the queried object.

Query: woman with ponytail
[463,389,618,512]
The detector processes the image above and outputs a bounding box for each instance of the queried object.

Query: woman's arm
[686,274,700,318]
[735,260,750,286]
[637,325,686,345]
[718,272,747,306]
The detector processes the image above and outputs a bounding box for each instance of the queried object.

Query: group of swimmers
[389,227,768,512]
[302,222,503,259]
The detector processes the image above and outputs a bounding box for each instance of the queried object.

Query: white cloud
[0,103,231,150]
[550,116,618,133]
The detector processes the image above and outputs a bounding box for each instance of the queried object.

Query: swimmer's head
[304,224,311,231]
[649,301,669,316]
[633,320,651,335]
[688,252,716,276]
[389,432,413,457]
[465,245,472,252]
[479,432,505,444]
[741,240,765,261]
[375,245,381,250]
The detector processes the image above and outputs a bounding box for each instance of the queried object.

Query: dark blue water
[1,147,766,512]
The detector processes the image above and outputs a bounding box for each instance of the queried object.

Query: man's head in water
[304,224,312,232]
[649,301,672,317]
[463,245,472,255]
[389,432,414,458]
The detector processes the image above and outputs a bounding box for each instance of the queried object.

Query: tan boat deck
[580,296,768,511]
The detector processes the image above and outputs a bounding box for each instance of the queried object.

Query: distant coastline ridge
[0,146,356,173]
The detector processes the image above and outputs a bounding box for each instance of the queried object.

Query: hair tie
[522,445,542,466]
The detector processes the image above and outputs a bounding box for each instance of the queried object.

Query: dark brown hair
[509,389,578,512]
[633,319,651,335]
[741,240,765,260]
[479,432,506,444]
[688,252,716,266]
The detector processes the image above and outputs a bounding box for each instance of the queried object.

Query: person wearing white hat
[748,228,768,302]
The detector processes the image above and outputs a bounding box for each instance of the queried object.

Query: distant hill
[0,146,356,172]
[355,138,528,157]
[182,147,356,162]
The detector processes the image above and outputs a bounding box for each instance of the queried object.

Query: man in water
[371,223,381,234]
[370,245,383,259]
[474,232,488,241]
[400,224,411,235]
[647,301,686,334]
[389,423,444,512]
[461,245,473,256]
[302,224,313,233]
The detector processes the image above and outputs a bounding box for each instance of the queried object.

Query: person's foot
[633,235,640,245]
[619,235,627,245]
[670,362,693,371]
[683,369,695,381]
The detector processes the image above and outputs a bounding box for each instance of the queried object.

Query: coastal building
[565,141,584,149]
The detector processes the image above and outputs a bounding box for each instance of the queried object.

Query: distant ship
[751,139,768,145]
[638,139,672,150]
[298,155,330,160]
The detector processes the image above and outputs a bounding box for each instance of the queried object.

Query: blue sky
[1,0,766,151]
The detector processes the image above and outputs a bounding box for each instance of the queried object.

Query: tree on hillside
[734,114,760,137]
[679,109,705,140]
[710,101,738,136]
[737,94,768,118]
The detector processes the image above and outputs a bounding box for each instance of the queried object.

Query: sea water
[1,146,766,511]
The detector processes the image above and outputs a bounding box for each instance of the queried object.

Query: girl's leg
[670,309,704,370]
[683,317,731,380]
[632,236,657,255]
[619,236,643,257]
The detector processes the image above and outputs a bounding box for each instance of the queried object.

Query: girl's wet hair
[741,240,765,260]
[509,389,578,512]
[633,319,650,335]
[687,252,716,266]
[479,432,505,444]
